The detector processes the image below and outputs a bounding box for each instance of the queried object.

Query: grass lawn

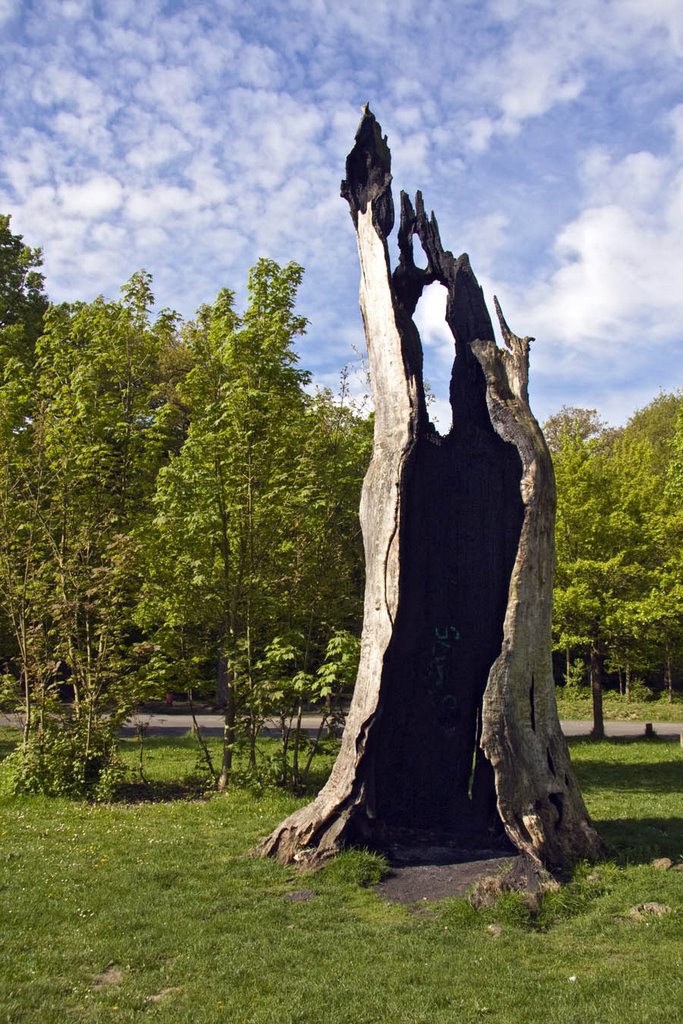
[0,729,682,1024]
[555,690,683,722]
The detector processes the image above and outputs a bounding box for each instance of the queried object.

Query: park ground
[1,725,682,1024]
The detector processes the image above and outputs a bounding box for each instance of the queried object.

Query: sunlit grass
[1,731,682,1024]
[555,689,683,722]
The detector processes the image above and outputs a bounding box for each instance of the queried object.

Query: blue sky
[1,0,682,427]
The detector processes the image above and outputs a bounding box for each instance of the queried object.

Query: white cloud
[619,0,683,54]
[2,0,682,426]
[58,175,124,217]
[32,64,108,116]
[90,222,127,247]
[126,124,193,171]
[414,282,452,359]
[59,0,92,18]
[0,0,19,24]
[138,65,197,110]
[124,184,201,223]
[522,140,683,347]
[465,117,495,154]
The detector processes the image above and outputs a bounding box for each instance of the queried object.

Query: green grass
[555,689,683,722]
[1,729,682,1024]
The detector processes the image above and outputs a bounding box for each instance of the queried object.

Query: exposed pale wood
[257,107,602,869]
[258,112,418,863]
[473,305,603,865]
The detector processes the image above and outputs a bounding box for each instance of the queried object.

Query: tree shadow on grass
[567,738,683,864]
[0,733,18,763]
[594,817,683,864]
[114,778,212,803]
[572,756,683,795]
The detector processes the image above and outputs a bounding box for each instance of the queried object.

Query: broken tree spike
[493,294,536,351]
[479,295,536,408]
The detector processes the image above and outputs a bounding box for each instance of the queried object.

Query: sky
[1,0,682,428]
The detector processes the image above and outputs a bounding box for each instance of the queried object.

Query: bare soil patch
[375,848,520,904]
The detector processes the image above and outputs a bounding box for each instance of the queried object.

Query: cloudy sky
[2,0,682,427]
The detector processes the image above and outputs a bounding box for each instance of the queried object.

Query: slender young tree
[142,260,313,786]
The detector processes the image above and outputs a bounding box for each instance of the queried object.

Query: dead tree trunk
[258,107,602,871]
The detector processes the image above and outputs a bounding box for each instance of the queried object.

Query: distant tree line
[1,213,680,792]
[547,394,683,734]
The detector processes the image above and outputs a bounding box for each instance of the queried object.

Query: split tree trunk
[258,107,602,871]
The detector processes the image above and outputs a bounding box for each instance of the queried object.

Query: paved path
[120,712,683,740]
[120,711,332,738]
[3,710,681,740]
[561,719,683,739]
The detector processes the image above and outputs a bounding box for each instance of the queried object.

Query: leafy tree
[543,405,613,454]
[0,215,51,708]
[618,391,683,702]
[0,213,49,368]
[141,260,314,786]
[667,403,683,503]
[141,262,371,788]
[0,272,185,795]
[549,393,683,721]
[550,411,625,735]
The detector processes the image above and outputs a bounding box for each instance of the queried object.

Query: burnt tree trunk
[258,107,602,870]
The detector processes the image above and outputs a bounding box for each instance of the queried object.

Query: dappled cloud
[0,0,681,420]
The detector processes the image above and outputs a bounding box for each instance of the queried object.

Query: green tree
[0,214,50,680]
[0,213,49,368]
[550,411,625,736]
[141,262,371,788]
[617,392,683,702]
[549,393,683,721]
[0,271,185,795]
[142,260,313,786]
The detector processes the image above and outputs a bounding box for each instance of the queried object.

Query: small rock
[629,902,672,919]
[146,987,181,1004]
[283,889,316,902]
[672,863,683,873]
[651,857,673,871]
[93,966,123,990]
[486,923,502,938]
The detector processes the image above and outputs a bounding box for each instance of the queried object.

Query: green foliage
[0,235,371,795]
[564,658,586,690]
[556,688,682,721]
[0,720,126,800]
[139,262,369,784]
[316,629,360,697]
[548,392,683,703]
[0,268,188,794]
[0,213,49,368]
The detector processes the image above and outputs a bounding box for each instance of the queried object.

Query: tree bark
[258,107,602,870]
[590,645,605,739]
[217,650,236,790]
[664,645,673,704]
